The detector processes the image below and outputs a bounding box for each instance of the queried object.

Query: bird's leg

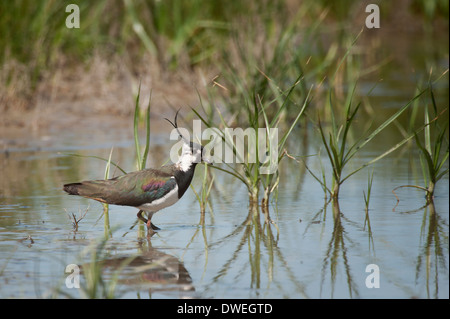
[137,210,148,224]
[149,222,160,230]
[137,210,160,231]
[147,211,160,231]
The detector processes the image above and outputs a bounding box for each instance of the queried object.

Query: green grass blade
[435,145,449,176]
[134,81,142,169]
[340,101,361,166]
[346,88,427,161]
[428,82,438,116]
[192,107,249,182]
[278,85,311,153]
[328,133,342,180]
[332,28,363,81]
[140,91,152,170]
[191,107,213,129]
[208,164,248,186]
[433,121,448,169]
[269,73,304,128]
[415,133,435,179]
[124,0,157,55]
[104,147,114,179]
[340,116,439,184]
[419,154,429,186]
[424,106,432,155]
[318,118,339,181]
[435,167,449,182]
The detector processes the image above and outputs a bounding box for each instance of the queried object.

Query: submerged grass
[193,73,310,210]
[415,86,449,202]
[315,84,427,199]
[191,162,215,218]
[393,83,449,204]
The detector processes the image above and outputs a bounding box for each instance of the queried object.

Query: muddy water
[0,113,448,299]
[1,35,449,299]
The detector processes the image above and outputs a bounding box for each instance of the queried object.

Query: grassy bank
[0,0,448,119]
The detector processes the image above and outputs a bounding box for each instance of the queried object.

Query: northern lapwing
[63,111,209,234]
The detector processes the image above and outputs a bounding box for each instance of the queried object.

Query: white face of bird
[166,110,211,170]
[177,141,209,171]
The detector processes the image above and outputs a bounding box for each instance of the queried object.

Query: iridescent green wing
[107,169,177,206]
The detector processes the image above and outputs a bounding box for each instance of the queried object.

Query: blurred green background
[0,0,448,117]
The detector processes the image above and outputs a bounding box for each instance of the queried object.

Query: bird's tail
[63,181,109,203]
[63,183,83,196]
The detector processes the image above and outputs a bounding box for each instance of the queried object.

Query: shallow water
[1,29,449,299]
[0,120,448,298]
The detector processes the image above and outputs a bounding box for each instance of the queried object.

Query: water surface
[0,30,448,299]
[0,121,448,298]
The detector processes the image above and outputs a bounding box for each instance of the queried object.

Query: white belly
[138,185,179,212]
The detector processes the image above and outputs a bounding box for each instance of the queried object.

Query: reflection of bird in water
[100,238,195,298]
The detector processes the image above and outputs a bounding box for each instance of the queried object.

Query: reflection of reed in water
[319,200,359,298]
[202,204,308,298]
[415,200,448,299]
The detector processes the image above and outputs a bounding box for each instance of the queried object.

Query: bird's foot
[146,220,160,231]
[137,210,160,235]
[145,220,159,238]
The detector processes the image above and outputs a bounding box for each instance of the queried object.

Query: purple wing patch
[142,180,167,192]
